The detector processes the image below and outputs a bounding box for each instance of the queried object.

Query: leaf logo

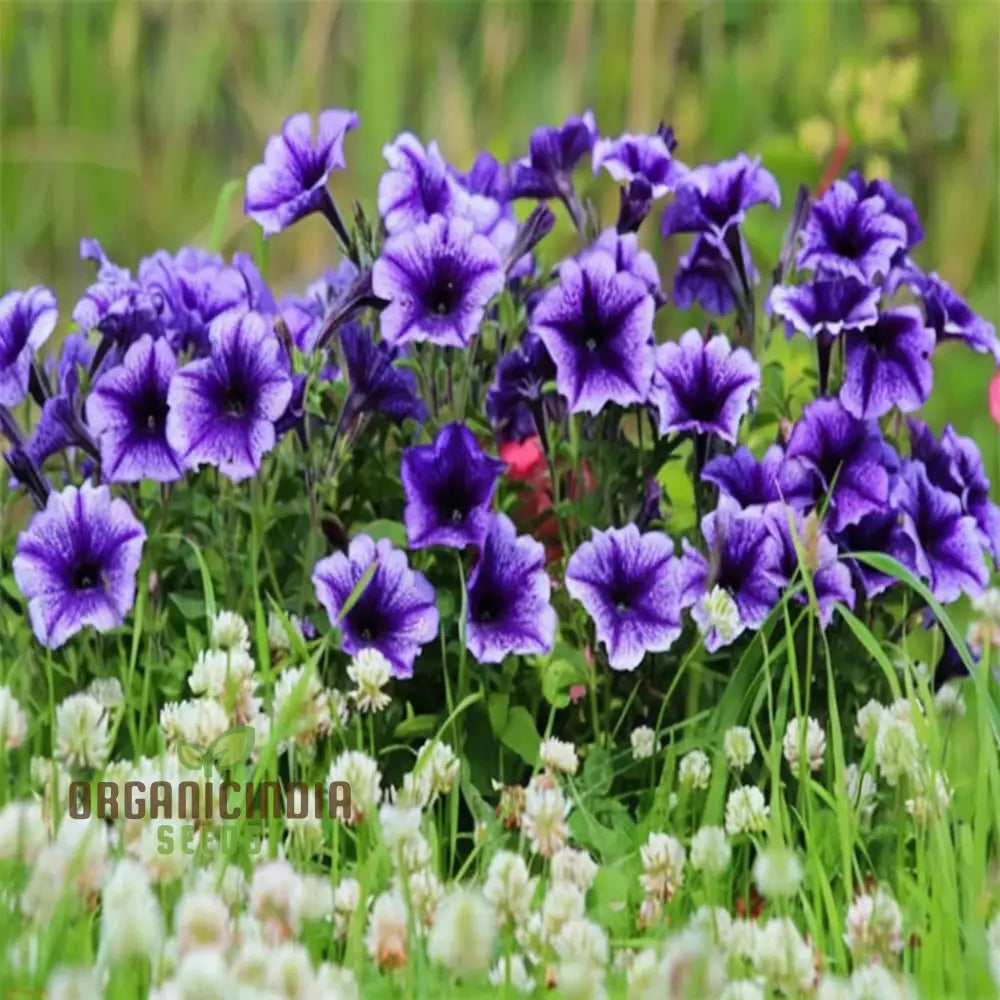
[177,725,256,778]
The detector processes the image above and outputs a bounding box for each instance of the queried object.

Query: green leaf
[356,519,408,549]
[487,692,509,736]
[209,726,256,769]
[579,745,614,797]
[177,742,206,772]
[541,657,589,708]
[499,706,542,767]
[590,866,632,936]
[393,713,439,740]
[207,177,243,253]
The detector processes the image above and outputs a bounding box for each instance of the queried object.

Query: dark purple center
[73,561,101,590]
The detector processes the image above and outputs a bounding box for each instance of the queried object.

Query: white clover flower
[174,890,231,955]
[400,865,441,927]
[782,716,826,773]
[414,739,460,801]
[45,965,102,1000]
[427,887,495,975]
[347,647,392,714]
[522,776,570,857]
[99,859,164,966]
[696,585,743,645]
[721,981,765,1000]
[972,587,1000,622]
[483,850,536,926]
[488,954,535,993]
[86,676,124,710]
[726,917,761,962]
[690,825,731,875]
[333,877,361,940]
[56,692,109,769]
[0,685,27,751]
[134,817,192,883]
[725,784,769,836]
[752,916,815,995]
[275,665,332,749]
[639,831,686,901]
[159,697,229,748]
[552,917,608,967]
[556,958,608,1000]
[379,801,423,855]
[249,859,303,941]
[724,725,756,771]
[366,890,408,970]
[626,948,664,1000]
[934,682,966,719]
[844,887,903,961]
[541,881,586,941]
[299,874,336,923]
[24,819,108,923]
[266,942,318,999]
[849,963,912,1000]
[815,974,854,1000]
[551,846,598,893]
[0,799,46,863]
[540,737,579,775]
[873,713,920,786]
[328,750,381,823]
[267,610,294,654]
[691,904,733,942]
[845,763,878,822]
[887,697,920,722]
[189,647,257,715]
[660,927,728,997]
[630,725,658,760]
[854,699,885,741]
[316,962,359,1000]
[678,749,712,789]
[905,768,952,822]
[210,610,250,652]
[753,846,803,898]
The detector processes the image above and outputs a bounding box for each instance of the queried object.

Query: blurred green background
[1,0,998,462]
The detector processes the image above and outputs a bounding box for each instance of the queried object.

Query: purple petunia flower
[339,323,428,426]
[893,460,988,603]
[593,228,664,304]
[785,397,889,532]
[702,444,815,513]
[673,235,759,316]
[245,109,359,236]
[592,129,687,199]
[650,329,760,443]
[378,133,462,236]
[401,422,505,550]
[465,513,556,663]
[764,509,855,627]
[530,250,655,415]
[678,506,783,652]
[766,275,881,341]
[0,286,58,406]
[840,305,934,419]
[661,154,780,245]
[845,171,923,250]
[508,110,598,201]
[565,524,683,671]
[460,151,511,203]
[85,334,183,484]
[485,333,558,443]
[13,482,146,649]
[834,508,920,599]
[312,534,439,678]
[918,271,1000,361]
[278,259,360,355]
[166,311,292,482]
[372,214,505,349]
[797,180,908,282]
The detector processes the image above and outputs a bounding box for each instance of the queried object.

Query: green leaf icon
[208,725,256,772]
[177,741,207,772]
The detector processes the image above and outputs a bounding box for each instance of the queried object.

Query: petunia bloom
[702,444,815,514]
[840,306,934,419]
[593,228,664,303]
[673,235,759,316]
[339,323,428,426]
[650,329,760,443]
[312,534,439,678]
[465,513,556,663]
[592,128,687,199]
[530,250,655,415]
[377,133,462,236]
[85,334,184,483]
[485,333,558,443]
[786,397,890,533]
[245,109,359,235]
[845,171,924,250]
[372,214,505,349]
[834,508,920,599]
[0,286,58,406]
[401,422,505,550]
[918,271,1000,361]
[766,275,880,341]
[797,180,908,282]
[661,154,780,245]
[166,311,293,482]
[13,482,146,649]
[508,111,598,201]
[565,524,683,671]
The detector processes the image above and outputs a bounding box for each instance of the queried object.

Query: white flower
[723,726,756,770]
[540,737,579,775]
[327,750,381,823]
[267,942,321,1000]
[366,890,408,969]
[0,799,46,863]
[551,846,598,893]
[55,693,109,769]
[854,699,885,741]
[752,917,815,995]
[299,874,336,922]
[541,882,586,940]
[189,647,257,717]
[690,825,731,875]
[275,666,332,749]
[873,713,920,786]
[725,785,769,835]
[987,911,1000,990]
[174,890,231,955]
[160,698,229,748]
[0,686,27,750]
[660,928,728,997]
[721,981,765,1000]
[316,962,359,1000]
[427,887,495,975]
[556,958,608,1000]
[639,832,686,900]
[626,948,665,1000]
[412,739,460,802]
[522,777,570,857]
[134,817,192,883]
[678,749,712,789]
[696,585,743,644]
[973,587,1000,622]
[844,888,903,960]
[24,819,109,922]
[630,725,658,760]
[691,904,732,942]
[845,763,878,822]
[753,846,803,898]
[552,917,608,966]
[782,716,825,773]
[905,768,952,822]
[45,965,102,1000]
[99,859,164,965]
[401,866,441,927]
[210,610,250,652]
[249,859,303,940]
[849,964,912,1000]
[488,954,534,993]
[333,878,361,940]
[347,648,392,714]
[379,802,423,854]
[483,850,536,926]
[934,682,966,719]
[815,974,854,1000]
[86,676,124,709]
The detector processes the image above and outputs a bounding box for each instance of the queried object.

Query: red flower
[989,370,1000,429]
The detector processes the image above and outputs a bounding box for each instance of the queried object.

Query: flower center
[450,508,464,525]
[73,562,102,591]
[225,385,248,418]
